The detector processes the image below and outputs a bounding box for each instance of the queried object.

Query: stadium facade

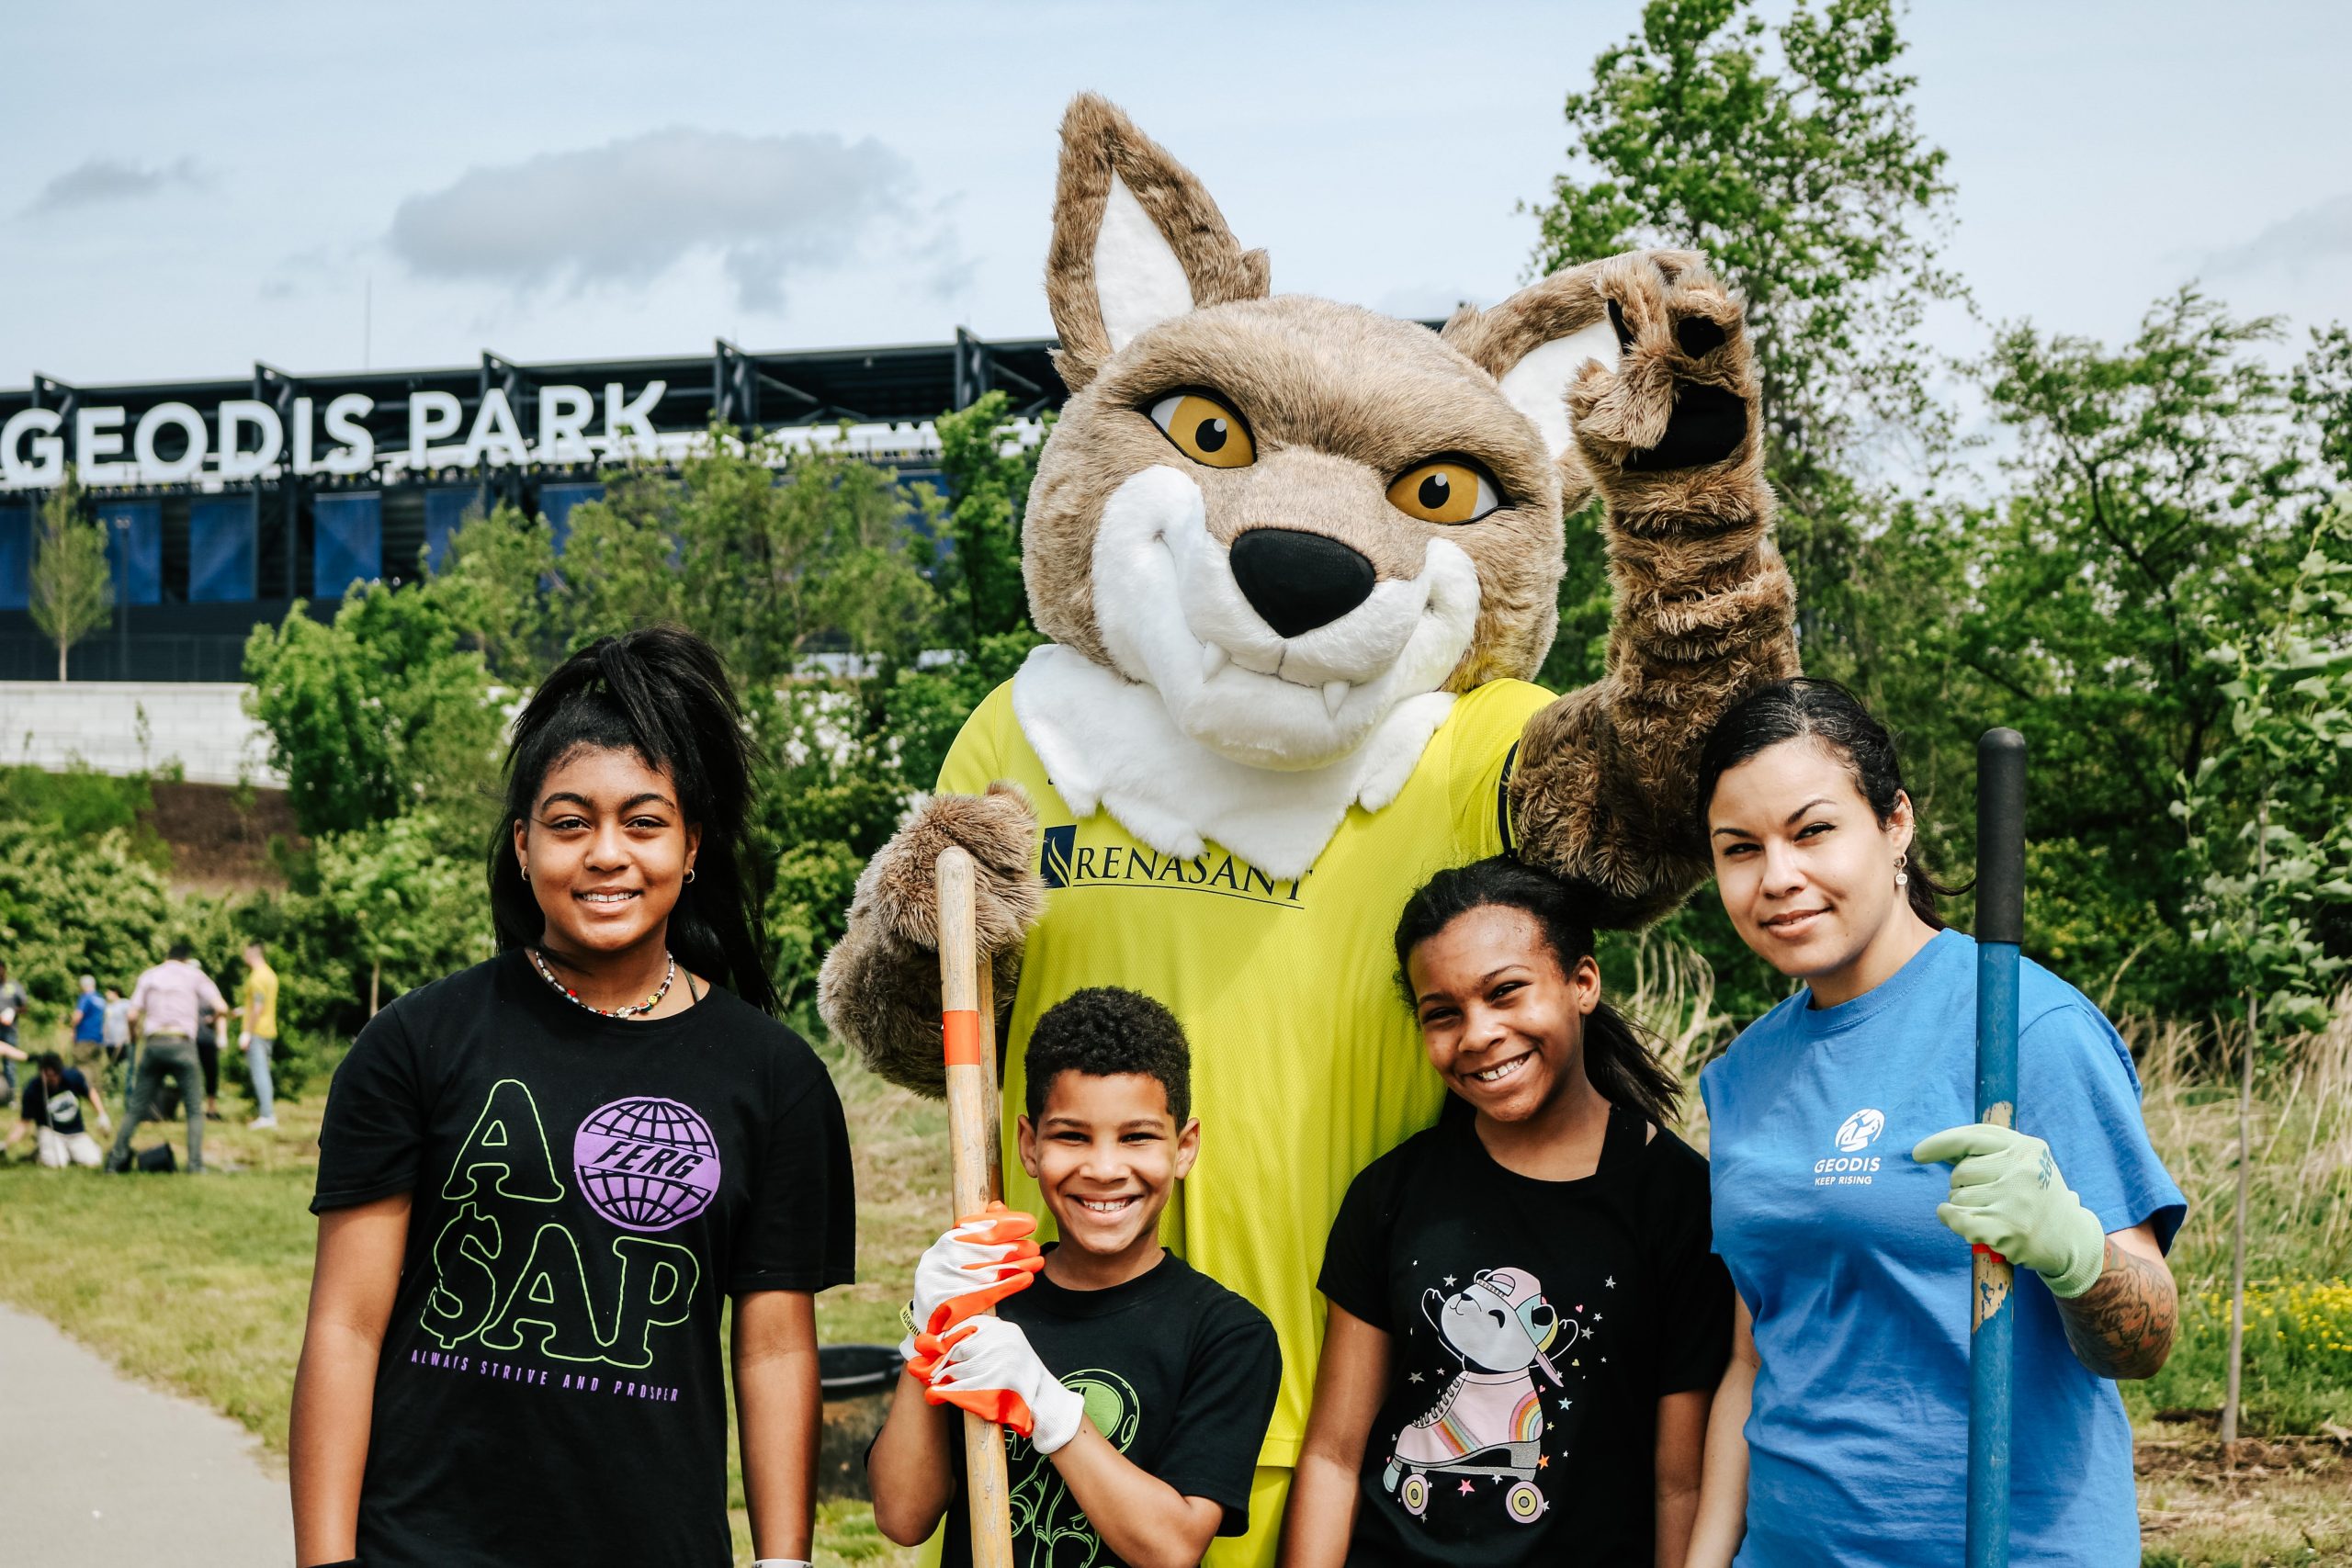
[0,333,1066,682]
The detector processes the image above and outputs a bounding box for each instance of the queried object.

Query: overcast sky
[3,0,2346,389]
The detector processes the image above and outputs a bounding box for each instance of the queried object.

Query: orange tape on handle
[944,1009,982,1067]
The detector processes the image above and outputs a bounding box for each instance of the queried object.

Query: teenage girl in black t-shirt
[1283,857,1730,1567]
[290,627,854,1568]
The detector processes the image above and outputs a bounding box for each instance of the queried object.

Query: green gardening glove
[1911,1123,2109,1298]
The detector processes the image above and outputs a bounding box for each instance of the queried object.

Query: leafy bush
[0,819,173,1008]
[0,762,155,845]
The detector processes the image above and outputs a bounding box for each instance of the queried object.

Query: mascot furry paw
[820,93,1795,1547]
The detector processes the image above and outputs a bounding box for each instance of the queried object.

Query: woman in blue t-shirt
[1684,679,2186,1568]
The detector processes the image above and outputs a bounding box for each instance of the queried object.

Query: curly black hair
[1023,987,1193,1125]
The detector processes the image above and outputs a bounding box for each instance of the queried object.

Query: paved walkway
[2,1302,292,1566]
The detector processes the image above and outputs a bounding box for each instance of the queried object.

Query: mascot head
[1023,94,1635,774]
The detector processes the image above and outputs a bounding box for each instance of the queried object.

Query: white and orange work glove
[1913,1124,2109,1298]
[898,1203,1043,1368]
[922,1315,1085,1455]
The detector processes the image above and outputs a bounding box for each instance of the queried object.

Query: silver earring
[684,867,696,886]
[520,864,529,882]
[1894,852,1908,889]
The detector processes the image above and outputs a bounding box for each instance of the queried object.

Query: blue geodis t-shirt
[73,992,106,1044]
[1701,928,2185,1568]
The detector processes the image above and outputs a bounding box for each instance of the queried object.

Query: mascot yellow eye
[1386,459,1502,525]
[1147,392,1255,469]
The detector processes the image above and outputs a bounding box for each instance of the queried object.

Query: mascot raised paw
[819,94,1796,1560]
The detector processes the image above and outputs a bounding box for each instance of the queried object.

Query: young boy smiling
[869,987,1281,1568]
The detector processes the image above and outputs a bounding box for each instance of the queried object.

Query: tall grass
[2128,1003,2352,1432]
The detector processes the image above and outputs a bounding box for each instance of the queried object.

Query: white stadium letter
[292,397,316,475]
[217,400,286,481]
[537,384,594,463]
[76,406,135,483]
[2,408,66,488]
[605,381,665,457]
[463,388,528,468]
[410,390,463,468]
[323,393,375,476]
[134,402,209,483]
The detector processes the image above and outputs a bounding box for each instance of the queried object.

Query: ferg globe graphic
[573,1097,723,1232]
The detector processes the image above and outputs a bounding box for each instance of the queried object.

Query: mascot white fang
[820,93,1796,1564]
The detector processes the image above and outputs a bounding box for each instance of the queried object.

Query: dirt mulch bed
[2136,1429,2352,1563]
[144,781,302,893]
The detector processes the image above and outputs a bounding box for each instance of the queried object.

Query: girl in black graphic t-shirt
[1284,857,1729,1567]
[290,627,854,1568]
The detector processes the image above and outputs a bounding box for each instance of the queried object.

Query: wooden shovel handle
[934,847,1014,1568]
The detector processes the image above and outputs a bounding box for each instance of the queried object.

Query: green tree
[930,392,1047,649]
[312,812,493,1015]
[426,502,560,685]
[672,425,939,680]
[2290,323,2352,491]
[1528,0,1961,673]
[28,476,114,682]
[2172,503,2352,1445]
[243,585,503,840]
[1907,290,2309,1008]
[0,820,174,1010]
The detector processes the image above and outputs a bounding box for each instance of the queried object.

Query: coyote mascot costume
[821,95,1795,1558]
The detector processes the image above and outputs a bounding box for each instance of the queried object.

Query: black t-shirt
[1317,1104,1729,1566]
[935,1248,1281,1568]
[22,1068,92,1135]
[312,951,856,1568]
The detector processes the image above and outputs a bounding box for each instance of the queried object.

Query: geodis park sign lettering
[0,380,668,491]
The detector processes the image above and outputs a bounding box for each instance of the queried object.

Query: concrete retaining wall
[0,682,279,787]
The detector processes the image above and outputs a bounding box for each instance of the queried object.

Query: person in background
[106,941,227,1175]
[69,975,106,1055]
[102,987,132,1092]
[195,970,226,1122]
[0,960,28,1099]
[239,940,280,1130]
[6,1051,111,1168]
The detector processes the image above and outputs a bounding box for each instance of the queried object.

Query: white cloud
[2207,191,2352,278]
[23,155,203,215]
[387,127,919,311]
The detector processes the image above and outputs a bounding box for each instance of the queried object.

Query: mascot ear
[1442,262,1628,513]
[1047,93,1272,390]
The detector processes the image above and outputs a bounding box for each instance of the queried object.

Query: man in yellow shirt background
[239,941,280,1131]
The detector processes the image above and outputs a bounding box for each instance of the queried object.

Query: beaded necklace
[529,946,676,1019]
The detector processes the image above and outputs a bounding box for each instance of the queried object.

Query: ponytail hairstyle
[489,626,779,1014]
[1693,677,1963,931]
[1393,856,1681,1127]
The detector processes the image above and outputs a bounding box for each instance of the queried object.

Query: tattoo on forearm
[2055,1240,2176,1381]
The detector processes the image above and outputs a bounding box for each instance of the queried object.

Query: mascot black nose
[1227,528,1376,638]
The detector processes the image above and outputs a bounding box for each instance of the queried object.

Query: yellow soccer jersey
[938,675,1555,1466]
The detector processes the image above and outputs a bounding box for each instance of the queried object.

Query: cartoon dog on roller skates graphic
[1383,1267,1576,1526]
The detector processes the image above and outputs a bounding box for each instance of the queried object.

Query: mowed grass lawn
[0,1040,935,1565]
[3,1014,2348,1565]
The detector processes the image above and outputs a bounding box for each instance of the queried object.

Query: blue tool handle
[1969,728,2025,1568]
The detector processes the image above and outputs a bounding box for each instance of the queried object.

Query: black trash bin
[818,1343,905,1500]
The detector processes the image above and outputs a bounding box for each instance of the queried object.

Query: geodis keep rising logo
[1815,1108,1885,1187]
[1038,823,1308,909]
